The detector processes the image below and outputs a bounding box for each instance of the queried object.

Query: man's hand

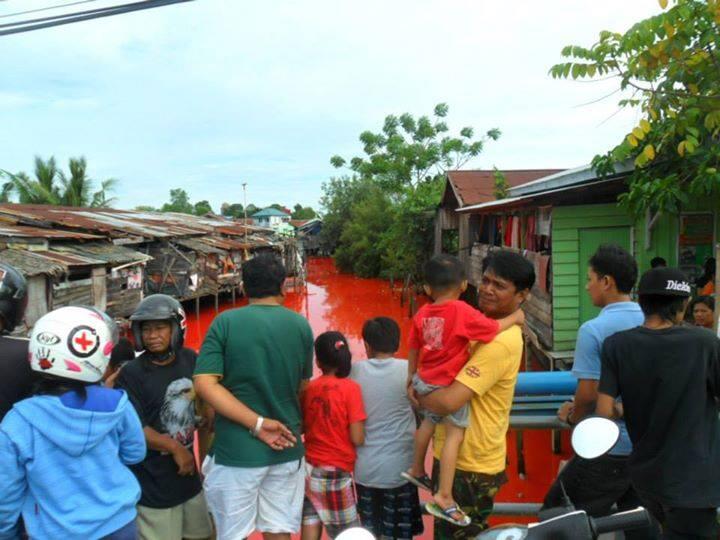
[257,419,297,451]
[407,383,420,408]
[557,401,574,424]
[172,444,196,476]
[514,308,526,327]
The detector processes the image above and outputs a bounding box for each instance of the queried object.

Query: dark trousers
[542,454,659,540]
[640,496,719,540]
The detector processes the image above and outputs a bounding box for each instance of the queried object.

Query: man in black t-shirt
[0,263,32,422]
[598,267,720,540]
[116,295,212,540]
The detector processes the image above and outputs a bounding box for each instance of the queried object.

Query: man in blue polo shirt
[542,245,657,539]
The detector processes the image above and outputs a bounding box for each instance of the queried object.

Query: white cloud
[0,0,662,210]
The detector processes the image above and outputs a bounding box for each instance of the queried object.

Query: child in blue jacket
[0,307,146,540]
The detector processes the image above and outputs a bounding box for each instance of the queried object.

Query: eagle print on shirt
[160,377,196,447]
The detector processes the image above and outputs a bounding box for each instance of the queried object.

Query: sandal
[425,501,471,527]
[400,471,432,492]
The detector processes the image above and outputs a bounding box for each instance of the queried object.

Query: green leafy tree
[245,203,259,216]
[291,204,317,220]
[325,104,500,278]
[1,156,116,207]
[550,0,720,215]
[193,200,213,216]
[331,103,500,193]
[335,185,396,277]
[493,167,510,199]
[135,205,157,212]
[161,188,194,214]
[221,202,244,218]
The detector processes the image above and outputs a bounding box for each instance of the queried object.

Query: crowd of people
[0,245,717,540]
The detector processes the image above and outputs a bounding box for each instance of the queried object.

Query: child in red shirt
[402,254,523,526]
[302,331,367,540]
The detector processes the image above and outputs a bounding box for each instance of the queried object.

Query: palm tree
[1,156,117,207]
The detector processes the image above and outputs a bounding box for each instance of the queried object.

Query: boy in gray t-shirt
[350,317,424,540]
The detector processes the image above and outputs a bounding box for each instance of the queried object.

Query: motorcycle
[475,416,651,540]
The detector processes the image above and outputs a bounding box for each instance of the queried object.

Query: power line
[0,0,194,36]
[0,0,101,20]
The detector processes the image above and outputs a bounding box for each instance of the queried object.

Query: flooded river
[185,257,570,532]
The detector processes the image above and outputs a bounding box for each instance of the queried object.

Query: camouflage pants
[431,460,507,540]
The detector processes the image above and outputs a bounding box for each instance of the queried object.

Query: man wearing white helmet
[115,294,213,540]
[0,306,147,540]
[0,262,33,421]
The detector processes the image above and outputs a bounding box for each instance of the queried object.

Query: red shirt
[408,300,500,386]
[302,375,367,472]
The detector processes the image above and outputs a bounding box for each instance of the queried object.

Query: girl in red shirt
[302,331,367,540]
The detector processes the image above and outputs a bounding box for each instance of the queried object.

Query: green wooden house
[457,164,717,361]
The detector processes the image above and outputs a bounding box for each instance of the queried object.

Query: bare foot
[433,492,466,523]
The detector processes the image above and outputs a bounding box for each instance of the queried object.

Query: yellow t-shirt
[433,326,523,474]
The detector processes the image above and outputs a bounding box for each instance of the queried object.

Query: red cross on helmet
[29,306,118,383]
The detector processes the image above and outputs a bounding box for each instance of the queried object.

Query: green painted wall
[550,201,717,351]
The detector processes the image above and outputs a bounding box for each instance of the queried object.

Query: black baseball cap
[638,267,692,297]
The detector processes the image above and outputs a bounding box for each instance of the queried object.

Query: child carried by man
[402,254,524,526]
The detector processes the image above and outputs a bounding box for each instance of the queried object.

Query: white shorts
[202,455,305,540]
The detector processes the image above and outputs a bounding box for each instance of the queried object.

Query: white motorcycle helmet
[29,306,117,384]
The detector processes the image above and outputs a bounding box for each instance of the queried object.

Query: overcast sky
[0,1,660,212]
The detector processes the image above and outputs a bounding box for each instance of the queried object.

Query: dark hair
[32,376,88,401]
[650,256,667,269]
[242,254,286,298]
[362,317,400,354]
[110,337,135,369]
[638,294,688,322]
[697,258,716,288]
[314,331,351,378]
[588,244,638,294]
[482,250,535,291]
[690,295,715,312]
[424,255,466,291]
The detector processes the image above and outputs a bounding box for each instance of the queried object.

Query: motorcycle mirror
[571,416,620,459]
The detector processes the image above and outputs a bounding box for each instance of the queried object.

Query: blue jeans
[102,520,137,540]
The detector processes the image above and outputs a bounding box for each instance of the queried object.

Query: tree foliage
[161,188,193,214]
[323,104,499,278]
[550,0,720,215]
[221,202,245,218]
[291,204,317,220]
[0,156,116,207]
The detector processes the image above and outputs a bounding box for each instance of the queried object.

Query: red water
[185,257,570,535]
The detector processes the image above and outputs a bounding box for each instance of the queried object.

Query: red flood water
[185,257,570,535]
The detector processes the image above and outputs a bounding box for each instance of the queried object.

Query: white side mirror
[571,416,620,459]
[335,527,375,540]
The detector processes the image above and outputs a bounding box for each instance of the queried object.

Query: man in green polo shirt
[194,254,313,540]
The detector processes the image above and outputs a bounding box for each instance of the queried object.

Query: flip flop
[400,471,432,492]
[425,501,471,527]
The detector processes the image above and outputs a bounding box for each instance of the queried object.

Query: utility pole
[242,182,248,247]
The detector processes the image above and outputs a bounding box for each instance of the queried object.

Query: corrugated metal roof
[0,224,101,240]
[509,161,634,197]
[32,250,103,267]
[0,249,66,277]
[174,238,226,255]
[52,242,151,265]
[446,169,565,207]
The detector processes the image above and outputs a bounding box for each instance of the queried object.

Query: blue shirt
[572,301,644,456]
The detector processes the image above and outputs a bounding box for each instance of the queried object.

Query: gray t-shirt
[350,358,415,488]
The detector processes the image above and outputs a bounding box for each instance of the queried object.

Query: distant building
[252,207,291,229]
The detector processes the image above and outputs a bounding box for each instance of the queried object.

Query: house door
[578,227,632,324]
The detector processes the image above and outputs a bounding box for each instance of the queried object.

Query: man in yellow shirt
[419,250,533,539]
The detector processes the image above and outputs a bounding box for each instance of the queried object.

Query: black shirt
[0,336,33,421]
[599,325,720,507]
[116,347,202,508]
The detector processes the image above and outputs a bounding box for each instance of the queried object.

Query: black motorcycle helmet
[0,263,27,333]
[130,294,186,353]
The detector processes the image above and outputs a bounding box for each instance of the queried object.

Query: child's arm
[349,421,365,447]
[407,348,419,383]
[496,308,525,333]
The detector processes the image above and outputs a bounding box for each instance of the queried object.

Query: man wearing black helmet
[597,267,720,539]
[0,263,32,421]
[116,294,213,540]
